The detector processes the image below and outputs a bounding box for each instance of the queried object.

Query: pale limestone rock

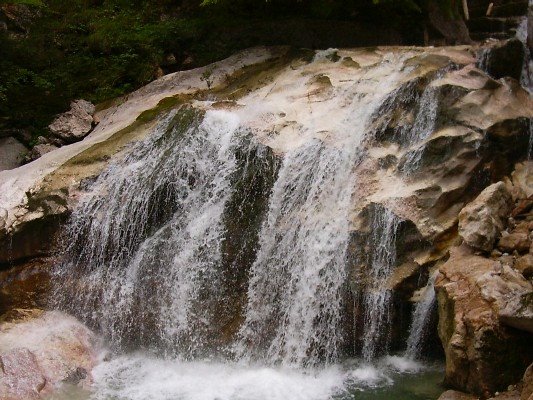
[459,182,513,252]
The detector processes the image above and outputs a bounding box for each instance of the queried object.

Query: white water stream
[52,49,449,399]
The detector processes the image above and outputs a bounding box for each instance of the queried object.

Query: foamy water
[48,354,440,400]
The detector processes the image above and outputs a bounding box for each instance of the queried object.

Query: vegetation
[0,0,432,144]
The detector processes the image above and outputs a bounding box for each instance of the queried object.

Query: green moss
[136,96,185,124]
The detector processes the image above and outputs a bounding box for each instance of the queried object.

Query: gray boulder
[48,99,95,142]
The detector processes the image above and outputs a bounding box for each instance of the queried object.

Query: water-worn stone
[0,310,98,399]
[48,99,95,142]
[458,182,513,252]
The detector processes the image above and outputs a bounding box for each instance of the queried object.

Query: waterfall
[54,106,268,356]
[358,207,401,361]
[236,52,417,367]
[399,80,441,174]
[236,138,355,366]
[405,271,438,359]
[53,49,445,377]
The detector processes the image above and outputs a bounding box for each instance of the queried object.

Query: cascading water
[515,10,533,159]
[51,49,449,399]
[358,208,400,361]
[399,79,441,174]
[405,271,438,359]
[54,106,269,357]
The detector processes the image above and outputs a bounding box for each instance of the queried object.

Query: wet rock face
[0,310,97,399]
[479,39,525,81]
[458,182,513,252]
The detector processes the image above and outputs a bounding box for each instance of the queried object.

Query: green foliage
[0,0,429,143]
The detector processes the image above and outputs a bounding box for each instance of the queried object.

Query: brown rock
[459,182,513,252]
[436,245,533,395]
[25,143,58,162]
[498,231,531,254]
[0,257,53,315]
[511,162,533,199]
[511,199,533,219]
[515,254,533,279]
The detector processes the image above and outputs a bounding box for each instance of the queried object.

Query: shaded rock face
[0,310,97,399]
[458,182,513,252]
[478,38,525,81]
[0,137,27,171]
[427,0,472,44]
[436,245,533,397]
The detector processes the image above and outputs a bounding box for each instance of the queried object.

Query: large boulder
[458,182,513,252]
[0,309,98,399]
[436,245,533,396]
[48,99,95,142]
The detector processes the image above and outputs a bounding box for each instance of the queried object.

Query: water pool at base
[47,354,444,400]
